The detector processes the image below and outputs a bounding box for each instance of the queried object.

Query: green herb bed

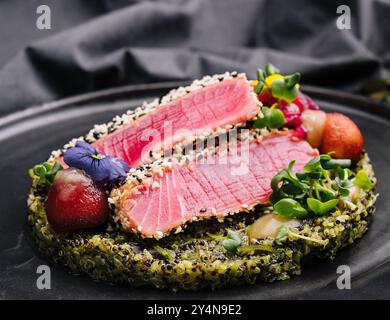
[27,154,377,291]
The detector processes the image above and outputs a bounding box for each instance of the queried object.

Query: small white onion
[301,110,327,148]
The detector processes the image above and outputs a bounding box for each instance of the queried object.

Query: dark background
[0,0,389,116]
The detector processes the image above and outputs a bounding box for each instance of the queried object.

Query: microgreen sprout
[222,230,242,252]
[354,170,373,191]
[275,224,328,247]
[254,63,301,102]
[269,154,369,219]
[254,106,286,129]
[275,224,289,245]
[29,162,63,187]
[207,230,242,252]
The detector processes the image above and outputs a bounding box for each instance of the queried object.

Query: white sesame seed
[174,226,183,234]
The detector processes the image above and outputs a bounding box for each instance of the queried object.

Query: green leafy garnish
[265,63,280,76]
[307,198,339,216]
[274,224,328,246]
[274,199,308,218]
[254,63,301,103]
[253,64,303,133]
[354,170,373,191]
[254,107,286,129]
[270,78,300,103]
[221,230,242,252]
[284,73,301,88]
[255,68,265,94]
[270,154,356,219]
[275,224,289,245]
[322,159,351,170]
[254,81,264,94]
[29,162,63,186]
[331,177,353,197]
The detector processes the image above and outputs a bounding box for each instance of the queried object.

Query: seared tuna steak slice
[92,74,259,167]
[111,131,317,239]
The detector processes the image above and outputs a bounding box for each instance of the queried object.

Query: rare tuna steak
[111,131,317,239]
[92,73,259,167]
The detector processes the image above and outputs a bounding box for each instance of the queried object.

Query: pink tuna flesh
[115,132,318,238]
[93,75,259,167]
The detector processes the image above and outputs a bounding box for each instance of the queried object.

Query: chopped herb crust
[27,154,377,290]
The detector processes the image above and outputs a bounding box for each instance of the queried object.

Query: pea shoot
[254,63,301,102]
[208,230,242,252]
[270,74,300,103]
[222,230,242,252]
[275,224,328,246]
[269,154,373,219]
[29,162,63,187]
[354,170,373,191]
[254,106,286,129]
[253,63,304,130]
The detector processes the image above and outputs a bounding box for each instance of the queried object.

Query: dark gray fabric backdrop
[0,0,389,115]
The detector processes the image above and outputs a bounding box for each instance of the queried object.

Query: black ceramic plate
[1,83,390,300]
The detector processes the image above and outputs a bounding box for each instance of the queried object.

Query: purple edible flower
[64,140,130,182]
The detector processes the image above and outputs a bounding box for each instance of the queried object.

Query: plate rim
[1,83,390,130]
[1,82,389,298]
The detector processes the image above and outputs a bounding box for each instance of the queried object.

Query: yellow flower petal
[265,74,284,87]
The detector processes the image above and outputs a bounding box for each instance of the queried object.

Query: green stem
[237,245,275,253]
[206,232,226,241]
[323,170,333,186]
[314,181,321,200]
[288,230,328,246]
